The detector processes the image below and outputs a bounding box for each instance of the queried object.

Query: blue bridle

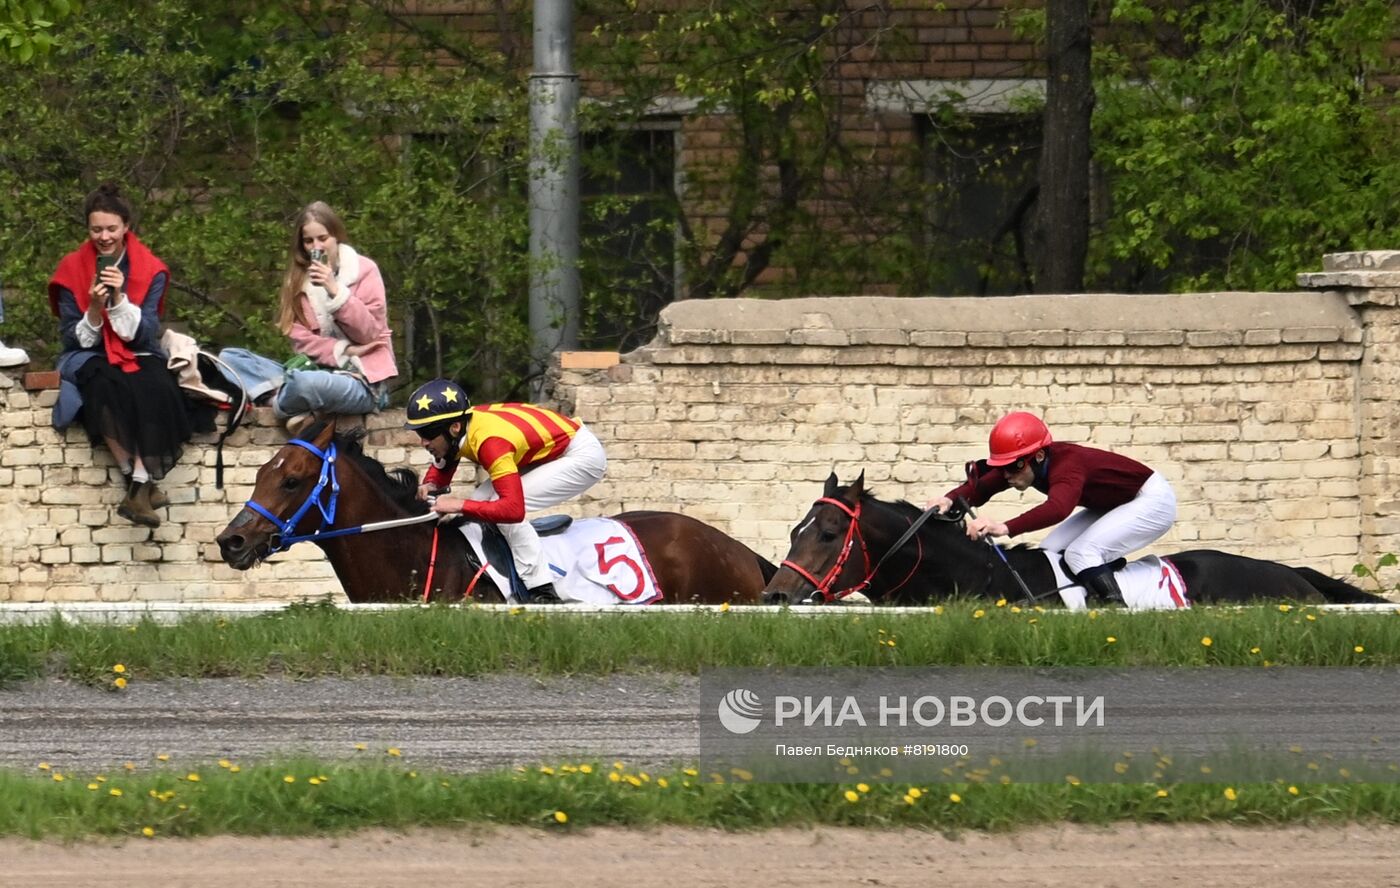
[246,439,345,551]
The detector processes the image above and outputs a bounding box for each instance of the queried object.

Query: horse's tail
[1291,566,1389,604]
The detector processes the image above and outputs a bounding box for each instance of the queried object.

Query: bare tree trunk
[1033,0,1095,293]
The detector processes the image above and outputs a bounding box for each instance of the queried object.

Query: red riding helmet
[986,412,1052,466]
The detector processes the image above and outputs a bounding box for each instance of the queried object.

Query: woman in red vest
[48,184,191,528]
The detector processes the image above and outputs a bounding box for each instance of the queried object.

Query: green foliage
[0,0,74,62]
[0,0,534,396]
[1091,0,1400,290]
[1352,552,1400,594]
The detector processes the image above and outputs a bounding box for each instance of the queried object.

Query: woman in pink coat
[274,202,397,432]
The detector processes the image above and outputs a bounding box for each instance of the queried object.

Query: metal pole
[528,0,580,398]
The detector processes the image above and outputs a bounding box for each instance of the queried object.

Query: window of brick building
[579,121,681,351]
[917,111,1042,296]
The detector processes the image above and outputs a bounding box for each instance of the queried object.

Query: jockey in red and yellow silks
[404,379,608,603]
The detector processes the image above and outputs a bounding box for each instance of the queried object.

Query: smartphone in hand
[95,254,118,304]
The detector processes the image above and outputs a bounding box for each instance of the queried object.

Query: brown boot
[145,481,169,510]
[117,480,161,528]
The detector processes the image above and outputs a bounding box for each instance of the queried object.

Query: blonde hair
[276,201,350,333]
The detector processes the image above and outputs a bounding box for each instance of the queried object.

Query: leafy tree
[0,0,75,62]
[1089,0,1400,290]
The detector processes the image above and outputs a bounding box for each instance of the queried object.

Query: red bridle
[779,496,924,603]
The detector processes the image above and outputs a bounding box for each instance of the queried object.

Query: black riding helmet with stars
[404,378,472,442]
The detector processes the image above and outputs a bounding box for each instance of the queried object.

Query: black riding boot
[1079,565,1125,606]
[524,582,563,604]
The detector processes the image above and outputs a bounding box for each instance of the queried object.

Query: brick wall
[4,251,1399,602]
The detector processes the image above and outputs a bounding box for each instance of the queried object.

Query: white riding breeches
[1040,472,1178,576]
[467,425,608,589]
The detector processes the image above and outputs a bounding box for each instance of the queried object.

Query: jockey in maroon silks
[929,412,1178,604]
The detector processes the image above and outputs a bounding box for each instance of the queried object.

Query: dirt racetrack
[3,823,1400,888]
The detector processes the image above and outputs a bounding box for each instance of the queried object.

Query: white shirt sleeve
[75,316,102,349]
[106,297,142,341]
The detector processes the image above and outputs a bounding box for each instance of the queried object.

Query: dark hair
[82,182,135,226]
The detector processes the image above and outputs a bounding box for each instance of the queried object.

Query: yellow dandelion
[657,778,669,788]
[1306,614,1317,622]
[156,754,170,762]
[579,764,594,774]
[1065,775,1081,786]
[1156,789,1169,798]
[613,761,626,771]
[933,605,944,615]
[1088,610,1099,620]
[995,598,1007,607]
[683,767,698,777]
[907,787,923,799]
[948,793,962,803]
[186,773,200,782]
[386,747,402,757]
[608,771,622,783]
[124,762,135,771]
[1113,762,1129,774]
[1028,618,1038,625]
[109,788,122,797]
[626,775,642,787]
[353,743,367,751]
[52,773,64,782]
[113,677,127,690]
[113,664,126,674]
[37,763,50,771]
[1201,636,1213,647]
[1010,606,1022,613]
[1288,786,1300,796]
[87,783,99,791]
[283,775,296,784]
[843,790,860,803]
[903,794,916,805]
[229,765,241,773]
[553,810,569,824]
[720,601,731,613]
[539,766,555,775]
[972,609,985,619]
[1278,604,1293,612]
[1354,645,1365,653]
[856,782,870,793]
[218,760,231,769]
[1223,787,1238,801]
[1250,647,1261,654]
[141,826,155,838]
[1106,636,1117,644]
[309,777,322,786]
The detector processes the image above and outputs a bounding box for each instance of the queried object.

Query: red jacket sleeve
[423,462,455,491]
[1004,463,1084,537]
[459,471,525,523]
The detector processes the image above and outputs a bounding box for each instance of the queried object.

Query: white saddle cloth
[460,517,664,605]
[1045,553,1190,611]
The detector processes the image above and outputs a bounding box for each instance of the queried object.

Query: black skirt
[75,354,193,481]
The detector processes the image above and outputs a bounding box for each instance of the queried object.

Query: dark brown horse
[216,421,776,604]
[763,472,1388,607]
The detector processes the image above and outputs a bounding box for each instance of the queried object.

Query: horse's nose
[763,590,791,605]
[216,530,246,563]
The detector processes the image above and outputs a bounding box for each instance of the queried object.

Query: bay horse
[216,421,777,604]
[763,472,1388,607]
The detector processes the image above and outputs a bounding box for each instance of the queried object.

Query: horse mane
[297,421,428,515]
[856,485,1037,550]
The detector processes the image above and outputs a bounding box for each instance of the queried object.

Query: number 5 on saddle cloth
[458,516,664,605]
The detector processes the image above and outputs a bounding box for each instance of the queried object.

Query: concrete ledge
[559,351,621,370]
[656,293,1361,342]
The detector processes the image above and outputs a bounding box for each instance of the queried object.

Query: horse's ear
[823,472,839,497]
[313,417,337,448]
[849,471,865,500]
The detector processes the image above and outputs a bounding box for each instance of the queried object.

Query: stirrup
[523,582,563,604]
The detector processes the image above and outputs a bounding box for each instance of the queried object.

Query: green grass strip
[1,600,1398,685]
[3,758,1398,840]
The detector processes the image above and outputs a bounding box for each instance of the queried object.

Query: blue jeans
[275,369,376,418]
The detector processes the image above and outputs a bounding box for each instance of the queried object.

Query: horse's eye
[818,529,838,543]
[281,477,301,492]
